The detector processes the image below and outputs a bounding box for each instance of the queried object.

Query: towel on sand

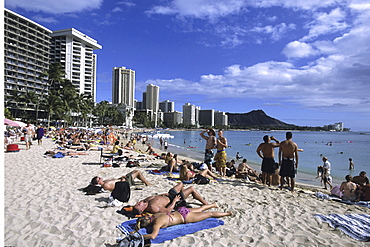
[148,170,178,175]
[117,218,224,244]
[314,192,370,208]
[314,213,370,241]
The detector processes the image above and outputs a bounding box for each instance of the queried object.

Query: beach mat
[314,192,370,208]
[148,170,178,175]
[314,213,370,241]
[117,218,224,244]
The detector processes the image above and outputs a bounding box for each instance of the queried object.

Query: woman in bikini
[179,163,219,181]
[133,196,232,240]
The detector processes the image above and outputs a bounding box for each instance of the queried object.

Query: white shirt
[323,161,331,175]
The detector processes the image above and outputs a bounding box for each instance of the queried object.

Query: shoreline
[145,141,330,192]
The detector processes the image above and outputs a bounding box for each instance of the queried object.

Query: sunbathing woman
[133,197,232,240]
[179,164,218,181]
[162,152,180,173]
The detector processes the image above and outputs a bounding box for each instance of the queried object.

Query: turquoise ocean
[146,130,370,188]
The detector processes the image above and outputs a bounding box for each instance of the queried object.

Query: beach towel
[166,177,194,184]
[148,170,168,175]
[117,218,224,244]
[52,152,65,158]
[314,213,370,241]
[148,170,180,176]
[314,192,370,208]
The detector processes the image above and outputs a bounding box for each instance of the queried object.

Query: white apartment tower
[199,109,215,127]
[145,84,160,113]
[159,100,174,113]
[4,9,52,111]
[214,111,228,127]
[50,28,102,101]
[112,67,135,107]
[183,103,198,126]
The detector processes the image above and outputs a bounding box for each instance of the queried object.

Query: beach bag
[127,161,140,167]
[194,174,210,184]
[117,230,145,247]
[112,181,131,203]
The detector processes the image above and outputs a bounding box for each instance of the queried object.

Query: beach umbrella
[4,118,20,127]
[13,120,27,127]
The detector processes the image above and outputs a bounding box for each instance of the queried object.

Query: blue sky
[5,0,370,131]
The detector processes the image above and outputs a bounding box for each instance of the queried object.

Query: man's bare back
[279,140,298,159]
[256,136,279,159]
[257,143,277,158]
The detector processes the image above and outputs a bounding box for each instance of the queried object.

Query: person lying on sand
[90,170,151,190]
[133,201,232,240]
[133,182,208,214]
[44,150,89,156]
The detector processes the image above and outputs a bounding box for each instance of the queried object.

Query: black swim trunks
[279,159,296,178]
[167,188,186,208]
[261,158,276,174]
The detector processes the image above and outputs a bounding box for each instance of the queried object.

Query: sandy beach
[4,137,370,246]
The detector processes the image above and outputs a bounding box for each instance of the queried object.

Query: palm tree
[41,63,66,90]
[43,92,64,129]
[81,95,95,127]
[21,91,38,120]
[94,101,110,125]
[6,90,23,118]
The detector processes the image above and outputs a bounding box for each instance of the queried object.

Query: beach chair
[99,147,114,163]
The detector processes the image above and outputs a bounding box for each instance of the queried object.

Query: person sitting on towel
[339,175,359,201]
[133,200,232,240]
[179,162,218,181]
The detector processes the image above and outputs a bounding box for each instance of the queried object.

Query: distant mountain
[226,110,297,129]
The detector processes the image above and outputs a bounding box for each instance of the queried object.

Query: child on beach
[316,165,324,185]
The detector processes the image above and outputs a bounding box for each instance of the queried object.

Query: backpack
[111,181,131,203]
[117,232,145,247]
[193,174,210,184]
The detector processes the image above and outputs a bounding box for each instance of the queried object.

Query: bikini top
[149,213,174,227]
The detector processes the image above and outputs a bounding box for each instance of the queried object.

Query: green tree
[94,100,110,125]
[6,90,23,118]
[43,92,64,129]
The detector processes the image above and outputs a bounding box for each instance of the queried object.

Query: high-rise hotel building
[145,84,160,114]
[4,8,102,112]
[50,28,102,101]
[112,67,135,107]
[183,103,199,126]
[4,9,52,108]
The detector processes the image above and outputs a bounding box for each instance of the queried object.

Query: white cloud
[5,0,103,14]
[112,7,123,12]
[147,0,247,20]
[252,23,296,41]
[301,8,348,41]
[282,41,318,58]
[32,15,58,24]
[118,1,136,7]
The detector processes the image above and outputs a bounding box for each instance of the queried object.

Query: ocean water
[145,130,370,188]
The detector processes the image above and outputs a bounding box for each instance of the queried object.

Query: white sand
[4,137,370,246]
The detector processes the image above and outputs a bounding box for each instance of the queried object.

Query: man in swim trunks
[134,182,209,214]
[279,132,299,192]
[200,128,217,170]
[256,135,280,186]
[214,129,228,176]
[90,170,151,190]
